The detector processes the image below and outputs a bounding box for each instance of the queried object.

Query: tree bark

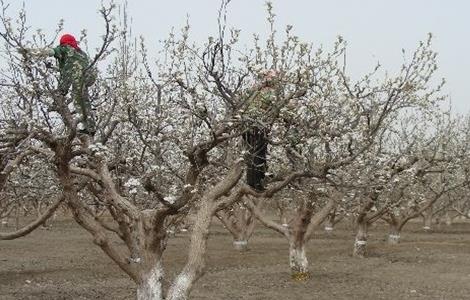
[166,201,214,300]
[384,214,401,244]
[236,211,255,251]
[444,211,453,226]
[422,206,433,231]
[278,206,289,227]
[233,239,249,251]
[353,219,368,257]
[288,240,309,280]
[387,222,401,244]
[137,261,164,300]
[217,207,255,252]
[324,209,336,234]
[166,164,244,300]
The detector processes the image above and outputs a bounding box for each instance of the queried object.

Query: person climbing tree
[52,34,97,135]
[22,34,97,135]
[243,70,278,191]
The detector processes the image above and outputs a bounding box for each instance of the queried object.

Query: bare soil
[1,218,470,299]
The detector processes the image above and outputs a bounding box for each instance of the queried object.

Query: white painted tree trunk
[279,209,288,227]
[289,242,308,279]
[233,239,248,251]
[387,223,401,244]
[353,221,368,257]
[218,208,255,252]
[230,220,254,251]
[444,211,453,226]
[324,219,334,234]
[324,210,336,234]
[167,272,192,300]
[137,263,164,300]
[167,197,219,300]
[422,206,433,231]
[15,206,20,230]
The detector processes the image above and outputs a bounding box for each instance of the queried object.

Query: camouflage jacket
[245,87,277,124]
[49,45,96,94]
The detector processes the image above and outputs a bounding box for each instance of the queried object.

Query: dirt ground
[1,218,470,300]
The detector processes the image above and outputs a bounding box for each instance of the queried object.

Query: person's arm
[18,47,55,58]
[50,46,67,59]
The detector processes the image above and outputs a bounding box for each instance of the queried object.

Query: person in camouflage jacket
[243,70,278,191]
[50,34,97,135]
[20,34,97,134]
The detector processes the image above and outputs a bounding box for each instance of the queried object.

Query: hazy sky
[8,0,470,112]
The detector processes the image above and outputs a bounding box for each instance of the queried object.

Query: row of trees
[1,2,469,299]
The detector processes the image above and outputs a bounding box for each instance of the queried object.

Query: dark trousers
[243,128,268,191]
[73,82,96,135]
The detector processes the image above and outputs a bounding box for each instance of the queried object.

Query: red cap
[59,34,79,50]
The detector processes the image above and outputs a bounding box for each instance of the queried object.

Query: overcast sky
[9,0,470,112]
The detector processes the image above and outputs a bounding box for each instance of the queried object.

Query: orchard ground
[1,217,470,299]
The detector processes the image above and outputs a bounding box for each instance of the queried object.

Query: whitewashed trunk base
[388,234,400,244]
[289,244,309,280]
[233,240,248,251]
[137,265,163,300]
[167,273,192,300]
[353,239,367,257]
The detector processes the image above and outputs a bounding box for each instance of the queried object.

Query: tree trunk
[279,208,289,227]
[353,220,368,257]
[137,262,164,300]
[166,200,216,300]
[444,211,453,226]
[324,211,335,234]
[233,239,249,251]
[387,222,401,244]
[288,241,309,280]
[422,206,433,231]
[15,205,19,230]
[217,208,255,252]
[232,215,255,251]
